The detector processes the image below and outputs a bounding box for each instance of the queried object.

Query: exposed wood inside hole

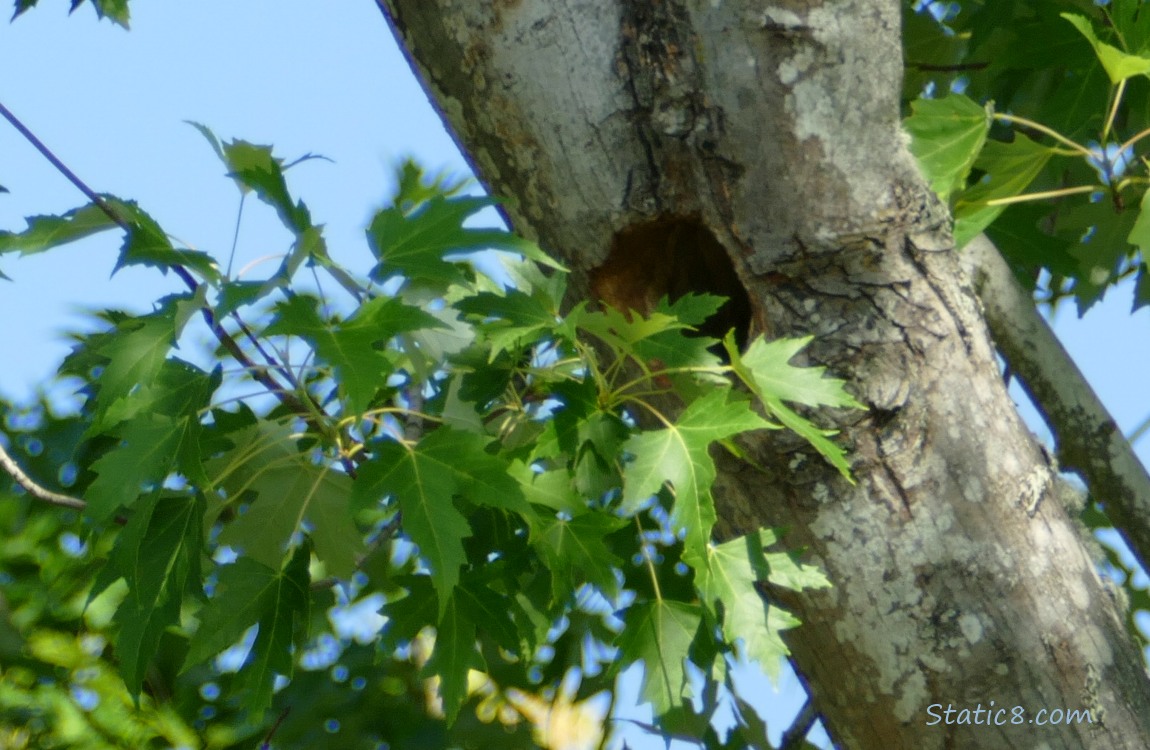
[590,216,752,351]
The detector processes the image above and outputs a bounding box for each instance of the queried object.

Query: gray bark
[962,234,1150,575]
[376,1,1150,747]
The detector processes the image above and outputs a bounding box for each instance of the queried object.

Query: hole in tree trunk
[591,216,752,351]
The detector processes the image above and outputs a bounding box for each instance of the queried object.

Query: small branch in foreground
[0,436,85,510]
[779,697,820,750]
[0,100,319,428]
[908,61,989,72]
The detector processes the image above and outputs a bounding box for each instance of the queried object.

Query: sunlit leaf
[614,601,701,715]
[953,133,1055,249]
[621,390,769,562]
[904,94,990,201]
[1063,13,1150,83]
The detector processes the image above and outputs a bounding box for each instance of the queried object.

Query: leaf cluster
[0,123,855,748]
[904,0,1150,312]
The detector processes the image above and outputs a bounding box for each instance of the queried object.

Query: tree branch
[779,698,819,750]
[962,234,1150,571]
[0,436,85,510]
[0,100,321,428]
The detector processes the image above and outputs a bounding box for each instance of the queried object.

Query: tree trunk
[375,1,1150,747]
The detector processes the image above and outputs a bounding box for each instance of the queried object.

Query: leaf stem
[635,515,663,601]
[1118,126,1150,157]
[994,113,1093,157]
[984,184,1099,206]
[225,193,246,277]
[1103,79,1127,143]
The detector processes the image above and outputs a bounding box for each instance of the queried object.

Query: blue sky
[3,2,1150,749]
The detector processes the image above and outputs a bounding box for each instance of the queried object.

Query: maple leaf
[690,530,826,677]
[614,600,701,715]
[531,512,627,602]
[367,192,562,292]
[727,335,862,481]
[211,423,363,577]
[353,427,529,616]
[426,592,485,724]
[85,414,199,520]
[0,202,116,256]
[109,493,205,697]
[621,390,769,562]
[265,294,441,414]
[183,544,311,717]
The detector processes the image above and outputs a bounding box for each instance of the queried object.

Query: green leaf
[380,575,438,650]
[635,294,727,370]
[426,593,484,725]
[454,288,559,359]
[738,337,863,410]
[954,133,1055,249]
[621,390,769,562]
[531,512,627,602]
[11,0,40,20]
[72,0,130,26]
[614,601,701,715]
[186,121,240,192]
[259,226,331,298]
[367,194,563,291]
[1127,188,1150,256]
[353,428,528,614]
[691,530,826,677]
[454,577,521,653]
[508,460,585,517]
[1056,199,1138,311]
[100,358,218,427]
[222,140,312,234]
[572,304,688,350]
[112,493,205,697]
[0,203,117,256]
[109,199,221,282]
[1113,0,1150,56]
[727,335,857,481]
[1063,13,1150,83]
[85,415,196,520]
[212,423,363,578]
[903,95,991,201]
[265,294,441,414]
[1134,263,1150,312]
[215,279,265,316]
[184,544,311,717]
[69,298,202,431]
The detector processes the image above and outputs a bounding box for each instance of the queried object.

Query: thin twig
[0,100,123,226]
[259,706,291,750]
[908,61,989,72]
[779,698,820,750]
[0,100,311,417]
[0,436,85,509]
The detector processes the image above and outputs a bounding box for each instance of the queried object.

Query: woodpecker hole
[590,216,752,350]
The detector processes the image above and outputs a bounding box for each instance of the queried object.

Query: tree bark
[376,1,1150,747]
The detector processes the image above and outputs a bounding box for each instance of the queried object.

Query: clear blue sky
[2,3,1149,749]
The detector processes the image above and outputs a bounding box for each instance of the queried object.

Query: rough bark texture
[376,1,1150,747]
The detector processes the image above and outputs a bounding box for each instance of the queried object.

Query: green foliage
[0,122,856,747]
[7,2,1150,748]
[11,0,129,27]
[902,0,1150,312]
